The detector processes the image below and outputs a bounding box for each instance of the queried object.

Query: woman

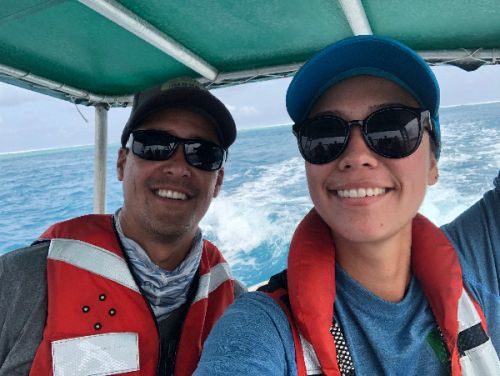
[194,36,499,375]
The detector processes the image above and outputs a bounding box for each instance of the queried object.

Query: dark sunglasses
[293,106,435,164]
[129,130,227,171]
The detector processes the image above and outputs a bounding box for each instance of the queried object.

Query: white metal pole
[338,0,373,35]
[0,63,133,106]
[94,104,108,214]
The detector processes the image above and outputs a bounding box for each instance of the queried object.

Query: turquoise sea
[1,102,499,285]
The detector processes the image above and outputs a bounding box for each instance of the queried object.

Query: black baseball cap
[121,77,236,148]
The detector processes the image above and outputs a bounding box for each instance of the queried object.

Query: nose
[162,144,191,177]
[336,126,378,170]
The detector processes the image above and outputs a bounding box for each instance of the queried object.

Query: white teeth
[337,187,386,198]
[155,189,187,200]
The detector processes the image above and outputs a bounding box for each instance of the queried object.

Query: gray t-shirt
[0,242,48,375]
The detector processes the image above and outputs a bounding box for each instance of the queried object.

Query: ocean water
[1,102,499,285]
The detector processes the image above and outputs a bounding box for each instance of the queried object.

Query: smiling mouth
[154,189,188,201]
[336,187,388,198]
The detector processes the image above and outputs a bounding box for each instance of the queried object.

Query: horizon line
[441,99,500,109]
[1,100,499,154]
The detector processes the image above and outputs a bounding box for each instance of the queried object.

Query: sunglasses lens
[366,109,422,158]
[131,130,224,171]
[184,142,225,171]
[132,131,176,161]
[299,117,347,164]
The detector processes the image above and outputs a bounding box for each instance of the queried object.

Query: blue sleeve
[194,292,297,376]
[441,170,500,354]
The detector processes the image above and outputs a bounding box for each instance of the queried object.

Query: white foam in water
[201,157,309,266]
[203,201,272,262]
[420,185,472,226]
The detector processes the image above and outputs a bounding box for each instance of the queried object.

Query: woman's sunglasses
[293,106,435,164]
[129,130,227,171]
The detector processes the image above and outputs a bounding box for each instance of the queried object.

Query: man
[0,78,243,375]
[195,36,499,375]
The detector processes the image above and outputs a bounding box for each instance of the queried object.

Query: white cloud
[238,105,259,116]
[0,83,48,107]
[225,104,260,117]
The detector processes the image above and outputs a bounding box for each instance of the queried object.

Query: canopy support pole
[78,0,219,80]
[338,0,373,35]
[94,104,109,214]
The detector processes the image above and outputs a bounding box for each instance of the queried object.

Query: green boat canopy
[2,0,500,213]
[1,0,500,107]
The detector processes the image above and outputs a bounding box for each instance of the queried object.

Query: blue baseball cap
[286,35,441,157]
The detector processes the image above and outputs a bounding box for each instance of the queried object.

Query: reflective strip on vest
[193,262,232,303]
[457,290,500,375]
[51,332,140,376]
[299,333,322,375]
[48,239,140,293]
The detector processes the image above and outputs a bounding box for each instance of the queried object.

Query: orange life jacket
[264,210,498,376]
[29,214,235,376]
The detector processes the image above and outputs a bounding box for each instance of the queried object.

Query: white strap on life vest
[457,290,500,375]
[48,238,140,293]
[299,334,322,375]
[193,262,233,303]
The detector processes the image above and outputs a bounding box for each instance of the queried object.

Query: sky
[1,65,500,154]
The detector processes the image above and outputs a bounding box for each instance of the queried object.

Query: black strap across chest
[156,271,200,375]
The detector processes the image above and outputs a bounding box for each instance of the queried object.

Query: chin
[334,231,387,245]
[335,217,414,247]
[330,219,391,243]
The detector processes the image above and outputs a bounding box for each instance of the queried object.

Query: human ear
[117,148,128,181]
[427,155,438,186]
[213,168,224,198]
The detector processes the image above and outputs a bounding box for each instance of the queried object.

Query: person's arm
[441,170,499,292]
[0,243,48,375]
[441,170,500,354]
[194,292,297,376]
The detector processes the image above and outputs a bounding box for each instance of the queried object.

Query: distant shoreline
[441,100,500,109]
[0,143,109,158]
[2,100,499,154]
[1,126,296,155]
[238,122,292,132]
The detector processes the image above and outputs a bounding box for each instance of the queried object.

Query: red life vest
[29,214,235,376]
[266,209,498,376]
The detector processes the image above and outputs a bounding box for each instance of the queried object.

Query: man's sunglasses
[293,106,435,164]
[129,130,227,171]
